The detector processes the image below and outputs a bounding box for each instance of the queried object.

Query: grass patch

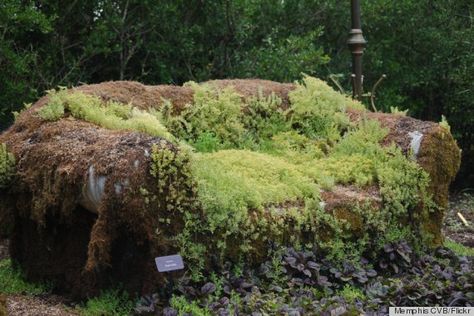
[445,239,474,257]
[80,289,134,316]
[0,259,51,295]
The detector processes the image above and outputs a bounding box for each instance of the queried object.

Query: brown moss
[76,81,194,114]
[205,79,296,109]
[321,186,382,235]
[0,195,15,238]
[0,116,196,297]
[417,126,461,245]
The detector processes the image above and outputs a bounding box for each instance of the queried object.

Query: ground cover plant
[134,242,473,315]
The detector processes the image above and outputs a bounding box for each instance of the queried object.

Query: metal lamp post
[348,0,367,100]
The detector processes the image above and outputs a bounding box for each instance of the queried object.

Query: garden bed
[0,76,461,298]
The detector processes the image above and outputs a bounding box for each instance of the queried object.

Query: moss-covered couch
[0,76,460,297]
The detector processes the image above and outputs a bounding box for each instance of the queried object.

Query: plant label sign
[155,254,184,272]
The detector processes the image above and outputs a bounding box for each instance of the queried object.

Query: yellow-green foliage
[13,102,32,120]
[445,240,474,257]
[0,144,15,189]
[170,295,211,316]
[163,82,246,149]
[439,115,451,132]
[390,106,408,116]
[149,141,197,214]
[288,75,364,143]
[303,155,376,187]
[37,89,65,121]
[338,284,366,304]
[192,150,318,232]
[264,131,326,164]
[38,89,174,141]
[80,289,134,316]
[162,83,288,152]
[163,76,364,152]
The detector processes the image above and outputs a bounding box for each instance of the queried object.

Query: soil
[444,192,474,247]
[6,294,78,316]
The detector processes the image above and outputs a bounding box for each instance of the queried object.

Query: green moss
[287,75,364,143]
[38,89,174,141]
[192,150,318,232]
[0,144,15,189]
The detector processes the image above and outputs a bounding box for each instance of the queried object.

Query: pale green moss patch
[38,89,174,141]
[192,150,318,232]
[0,143,15,189]
[287,76,363,143]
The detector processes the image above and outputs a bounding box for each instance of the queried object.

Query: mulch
[444,192,474,247]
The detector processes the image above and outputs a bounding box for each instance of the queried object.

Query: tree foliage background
[0,0,473,187]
